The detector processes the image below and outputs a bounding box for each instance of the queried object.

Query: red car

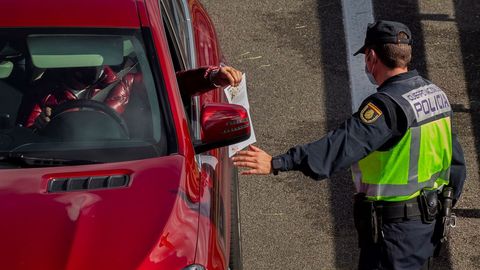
[0,0,248,269]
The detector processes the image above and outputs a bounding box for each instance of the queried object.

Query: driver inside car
[25,65,134,129]
[24,64,243,130]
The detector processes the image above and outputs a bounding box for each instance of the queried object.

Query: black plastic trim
[48,175,130,193]
[194,133,251,154]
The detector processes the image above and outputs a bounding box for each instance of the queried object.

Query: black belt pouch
[418,189,439,224]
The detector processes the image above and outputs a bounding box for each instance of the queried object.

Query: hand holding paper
[224,74,256,157]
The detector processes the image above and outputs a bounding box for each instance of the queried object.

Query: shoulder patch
[360,102,383,124]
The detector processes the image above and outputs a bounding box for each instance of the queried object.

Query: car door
[159,0,232,268]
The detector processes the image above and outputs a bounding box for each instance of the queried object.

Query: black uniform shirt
[274,70,466,200]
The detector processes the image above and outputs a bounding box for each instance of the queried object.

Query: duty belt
[354,194,422,223]
[372,197,422,223]
[353,192,437,246]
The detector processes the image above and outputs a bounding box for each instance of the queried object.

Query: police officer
[232,20,466,270]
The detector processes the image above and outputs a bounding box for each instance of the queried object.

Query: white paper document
[224,74,256,157]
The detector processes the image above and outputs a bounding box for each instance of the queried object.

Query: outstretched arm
[232,96,401,180]
[176,65,242,97]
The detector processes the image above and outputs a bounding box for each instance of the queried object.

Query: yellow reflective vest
[352,83,452,201]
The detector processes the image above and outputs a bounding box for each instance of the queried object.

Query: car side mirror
[194,103,251,154]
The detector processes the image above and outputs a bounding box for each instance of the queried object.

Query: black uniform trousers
[358,219,437,270]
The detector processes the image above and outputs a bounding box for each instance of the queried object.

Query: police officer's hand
[211,66,243,87]
[34,106,52,129]
[232,145,272,175]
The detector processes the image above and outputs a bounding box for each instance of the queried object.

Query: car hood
[0,155,200,270]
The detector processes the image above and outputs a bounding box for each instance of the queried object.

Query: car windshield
[0,28,173,167]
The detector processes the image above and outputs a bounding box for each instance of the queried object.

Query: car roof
[0,0,142,28]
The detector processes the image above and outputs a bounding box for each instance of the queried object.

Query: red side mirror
[194,103,251,154]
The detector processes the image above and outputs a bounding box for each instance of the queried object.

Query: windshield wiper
[0,153,101,167]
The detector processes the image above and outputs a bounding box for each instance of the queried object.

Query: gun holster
[418,189,439,224]
[353,193,381,247]
[434,187,456,257]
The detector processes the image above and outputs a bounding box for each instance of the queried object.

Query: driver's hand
[211,66,243,87]
[34,106,52,129]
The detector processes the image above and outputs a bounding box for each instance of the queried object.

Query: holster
[418,189,439,224]
[434,187,456,257]
[353,193,381,247]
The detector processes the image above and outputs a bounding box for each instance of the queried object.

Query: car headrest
[0,61,13,79]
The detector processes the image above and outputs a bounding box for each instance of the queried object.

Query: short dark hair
[371,32,412,68]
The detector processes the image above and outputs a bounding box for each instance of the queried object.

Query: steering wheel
[49,99,129,136]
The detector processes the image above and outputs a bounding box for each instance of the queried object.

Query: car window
[159,0,195,69]
[160,0,203,143]
[0,29,173,166]
[162,17,198,138]
[163,17,186,72]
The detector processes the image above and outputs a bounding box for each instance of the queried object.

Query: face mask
[364,51,377,85]
[365,64,377,85]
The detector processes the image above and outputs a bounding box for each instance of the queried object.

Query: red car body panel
[188,1,236,269]
[0,0,239,269]
[0,0,140,28]
[0,156,200,270]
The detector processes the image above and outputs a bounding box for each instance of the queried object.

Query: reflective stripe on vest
[352,84,453,201]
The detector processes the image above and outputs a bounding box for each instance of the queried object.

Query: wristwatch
[271,156,283,176]
[208,66,221,87]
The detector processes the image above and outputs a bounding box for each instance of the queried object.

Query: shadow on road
[316,2,358,269]
[454,208,480,219]
[453,0,480,165]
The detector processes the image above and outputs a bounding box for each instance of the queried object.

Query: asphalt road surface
[201,0,480,269]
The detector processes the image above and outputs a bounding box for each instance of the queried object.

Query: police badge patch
[360,102,382,124]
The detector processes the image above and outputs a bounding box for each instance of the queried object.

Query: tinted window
[0,29,172,166]
[160,0,194,68]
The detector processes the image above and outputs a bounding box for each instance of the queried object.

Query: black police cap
[353,20,413,56]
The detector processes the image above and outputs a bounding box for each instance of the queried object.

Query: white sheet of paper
[224,74,256,157]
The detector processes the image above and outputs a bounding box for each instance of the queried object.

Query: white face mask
[365,64,377,85]
[364,51,377,85]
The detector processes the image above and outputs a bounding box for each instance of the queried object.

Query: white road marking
[341,0,376,112]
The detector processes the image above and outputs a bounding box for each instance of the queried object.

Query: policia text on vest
[403,84,451,123]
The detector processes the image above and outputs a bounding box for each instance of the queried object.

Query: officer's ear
[366,48,377,63]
